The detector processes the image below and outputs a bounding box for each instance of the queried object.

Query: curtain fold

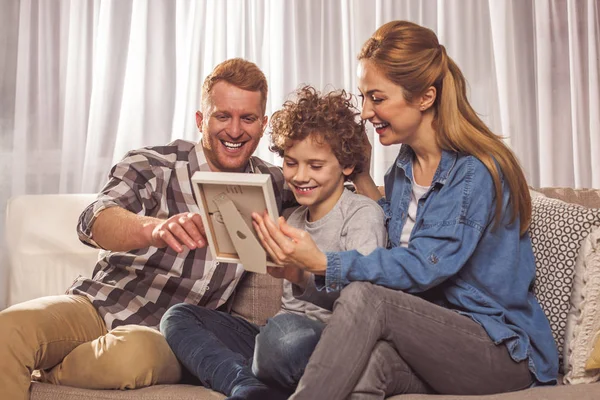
[1,0,599,309]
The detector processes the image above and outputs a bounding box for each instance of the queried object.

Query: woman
[252,20,558,399]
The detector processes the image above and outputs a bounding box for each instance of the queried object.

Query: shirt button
[204,286,210,292]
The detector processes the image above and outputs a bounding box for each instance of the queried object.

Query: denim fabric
[160,304,287,400]
[321,146,558,385]
[252,313,325,391]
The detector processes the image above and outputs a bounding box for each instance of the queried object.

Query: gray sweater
[278,188,387,323]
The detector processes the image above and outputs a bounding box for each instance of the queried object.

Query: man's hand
[148,212,207,253]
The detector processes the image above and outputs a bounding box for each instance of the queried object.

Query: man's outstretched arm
[91,206,206,253]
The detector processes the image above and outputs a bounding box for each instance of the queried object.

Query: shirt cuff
[325,251,344,292]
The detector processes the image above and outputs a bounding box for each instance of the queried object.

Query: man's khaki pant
[0,295,181,400]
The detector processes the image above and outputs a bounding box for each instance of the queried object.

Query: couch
[4,188,600,400]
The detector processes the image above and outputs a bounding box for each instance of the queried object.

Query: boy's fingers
[253,221,281,264]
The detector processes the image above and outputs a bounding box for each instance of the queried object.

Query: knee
[160,303,212,337]
[0,304,39,345]
[252,314,322,381]
[336,281,379,311]
[104,325,181,385]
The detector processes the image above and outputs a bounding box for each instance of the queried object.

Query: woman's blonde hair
[359,21,531,234]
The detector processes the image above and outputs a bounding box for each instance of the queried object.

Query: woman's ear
[419,86,437,111]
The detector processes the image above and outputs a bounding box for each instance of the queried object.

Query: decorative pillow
[564,225,600,383]
[530,196,600,373]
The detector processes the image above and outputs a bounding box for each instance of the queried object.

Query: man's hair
[269,85,367,180]
[201,58,268,115]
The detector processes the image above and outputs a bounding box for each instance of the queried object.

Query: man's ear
[196,111,203,131]
[261,115,268,136]
[342,165,355,177]
[419,86,437,111]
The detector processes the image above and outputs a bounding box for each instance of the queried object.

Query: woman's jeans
[290,282,534,400]
[160,304,323,397]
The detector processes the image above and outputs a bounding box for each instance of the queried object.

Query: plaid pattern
[68,139,293,330]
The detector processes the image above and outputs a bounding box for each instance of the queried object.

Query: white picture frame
[191,171,281,274]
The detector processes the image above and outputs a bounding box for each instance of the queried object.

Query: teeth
[373,122,389,129]
[296,186,315,192]
[223,141,243,149]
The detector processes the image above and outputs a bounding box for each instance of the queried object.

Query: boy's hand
[252,212,328,275]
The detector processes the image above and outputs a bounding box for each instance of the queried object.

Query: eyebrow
[284,156,326,163]
[358,88,384,95]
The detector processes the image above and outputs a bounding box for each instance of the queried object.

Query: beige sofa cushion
[536,187,600,209]
[230,271,282,326]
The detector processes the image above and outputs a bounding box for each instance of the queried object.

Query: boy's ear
[342,165,355,177]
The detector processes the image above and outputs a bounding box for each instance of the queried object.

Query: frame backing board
[191,171,281,273]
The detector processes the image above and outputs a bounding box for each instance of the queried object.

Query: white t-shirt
[400,170,431,248]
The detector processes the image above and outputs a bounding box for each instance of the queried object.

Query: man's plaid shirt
[68,139,293,330]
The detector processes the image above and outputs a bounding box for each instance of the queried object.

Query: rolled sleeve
[324,251,349,292]
[77,199,122,248]
[77,150,161,248]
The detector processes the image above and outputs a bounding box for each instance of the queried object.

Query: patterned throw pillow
[530,196,600,372]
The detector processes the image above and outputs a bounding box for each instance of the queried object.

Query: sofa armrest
[5,194,100,306]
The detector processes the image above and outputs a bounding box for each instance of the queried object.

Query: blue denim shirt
[323,145,558,385]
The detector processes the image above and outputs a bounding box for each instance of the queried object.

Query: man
[0,58,292,400]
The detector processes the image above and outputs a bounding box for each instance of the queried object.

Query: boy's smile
[284,134,354,222]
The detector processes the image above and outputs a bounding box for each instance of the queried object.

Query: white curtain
[1,0,599,309]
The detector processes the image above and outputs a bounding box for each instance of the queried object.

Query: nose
[294,165,309,183]
[360,102,374,121]
[227,118,243,139]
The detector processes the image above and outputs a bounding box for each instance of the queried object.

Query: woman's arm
[352,172,383,202]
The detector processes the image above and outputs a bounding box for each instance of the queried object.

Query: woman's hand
[252,211,328,275]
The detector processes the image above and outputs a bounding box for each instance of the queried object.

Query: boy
[160,85,386,399]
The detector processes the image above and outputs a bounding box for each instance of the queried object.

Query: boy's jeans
[160,304,320,397]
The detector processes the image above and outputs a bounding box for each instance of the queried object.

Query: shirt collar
[396,144,457,186]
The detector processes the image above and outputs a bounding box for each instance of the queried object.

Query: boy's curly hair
[269,85,367,180]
